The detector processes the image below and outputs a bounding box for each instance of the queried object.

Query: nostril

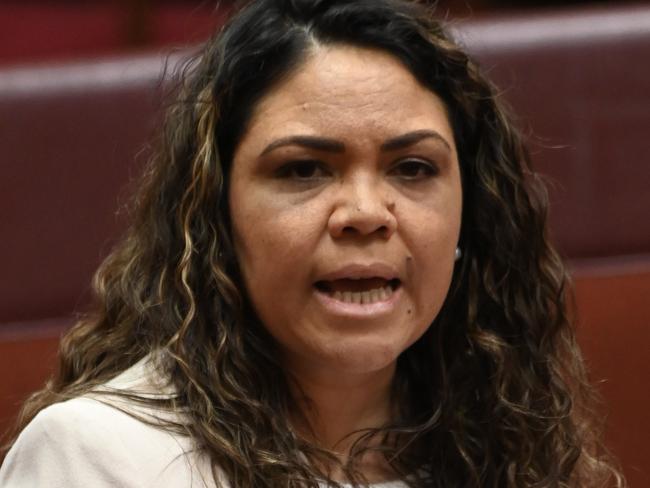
[340,224,390,236]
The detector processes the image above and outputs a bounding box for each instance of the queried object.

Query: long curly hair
[6,0,624,486]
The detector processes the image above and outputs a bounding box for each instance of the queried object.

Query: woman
[0,0,623,486]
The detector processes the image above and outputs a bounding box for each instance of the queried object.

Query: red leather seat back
[458,5,650,259]
[0,55,171,323]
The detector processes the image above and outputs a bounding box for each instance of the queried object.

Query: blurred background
[1,1,649,486]
[0,0,634,66]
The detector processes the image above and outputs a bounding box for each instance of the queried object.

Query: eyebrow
[260,135,345,156]
[259,129,452,157]
[380,129,452,152]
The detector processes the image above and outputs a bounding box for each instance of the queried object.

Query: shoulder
[0,359,222,487]
[1,398,146,487]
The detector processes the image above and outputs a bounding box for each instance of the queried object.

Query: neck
[287,360,396,454]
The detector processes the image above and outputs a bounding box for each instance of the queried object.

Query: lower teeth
[330,286,393,304]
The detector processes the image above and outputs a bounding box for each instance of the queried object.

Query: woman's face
[229,45,462,379]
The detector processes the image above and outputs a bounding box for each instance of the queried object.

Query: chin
[317,335,409,375]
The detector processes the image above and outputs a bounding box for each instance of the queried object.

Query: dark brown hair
[6,0,623,486]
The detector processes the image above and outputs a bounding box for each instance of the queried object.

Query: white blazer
[0,355,220,487]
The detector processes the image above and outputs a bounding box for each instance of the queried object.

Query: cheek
[231,204,324,349]
[231,189,324,297]
[414,242,454,309]
[402,205,461,315]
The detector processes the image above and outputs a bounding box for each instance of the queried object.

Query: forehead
[240,44,455,149]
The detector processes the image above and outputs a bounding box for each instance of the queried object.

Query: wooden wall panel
[0,321,68,445]
[573,269,650,487]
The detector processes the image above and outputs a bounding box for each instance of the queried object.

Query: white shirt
[0,356,408,487]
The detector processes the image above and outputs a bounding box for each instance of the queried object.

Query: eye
[276,160,330,180]
[389,159,438,180]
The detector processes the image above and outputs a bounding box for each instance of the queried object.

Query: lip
[312,283,402,319]
[314,262,401,282]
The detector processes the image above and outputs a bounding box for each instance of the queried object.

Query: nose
[328,176,397,239]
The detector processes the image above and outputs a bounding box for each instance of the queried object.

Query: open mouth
[314,277,401,304]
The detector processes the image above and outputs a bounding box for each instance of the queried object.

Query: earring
[455,247,462,261]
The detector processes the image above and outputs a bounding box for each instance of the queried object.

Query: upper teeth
[330,285,393,304]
